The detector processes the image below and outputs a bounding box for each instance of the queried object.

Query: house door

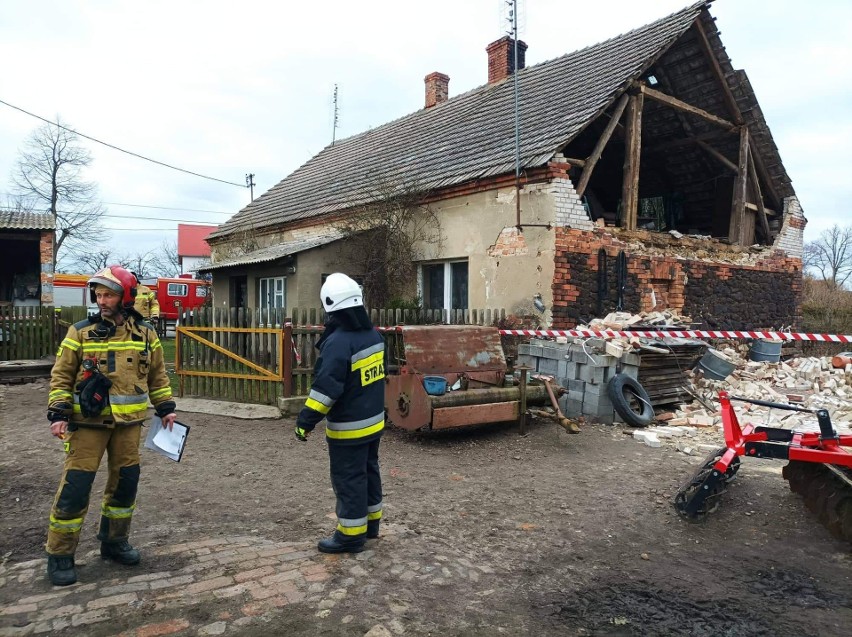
[230,276,247,309]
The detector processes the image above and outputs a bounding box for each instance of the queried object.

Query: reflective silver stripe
[308,389,335,408]
[351,342,384,364]
[367,502,383,514]
[110,393,149,405]
[326,411,384,431]
[338,516,368,528]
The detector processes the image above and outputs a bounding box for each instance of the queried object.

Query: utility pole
[332,84,339,146]
[246,173,255,201]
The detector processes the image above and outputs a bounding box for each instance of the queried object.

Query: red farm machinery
[674,391,852,542]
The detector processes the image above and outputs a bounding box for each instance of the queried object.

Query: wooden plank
[692,16,743,125]
[641,84,736,131]
[431,401,519,429]
[728,126,750,245]
[746,142,772,242]
[577,93,629,197]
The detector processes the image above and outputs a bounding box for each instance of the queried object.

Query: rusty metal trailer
[384,325,552,432]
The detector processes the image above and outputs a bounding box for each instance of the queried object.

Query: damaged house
[0,211,55,308]
[204,1,804,330]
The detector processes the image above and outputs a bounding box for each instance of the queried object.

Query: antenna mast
[503,0,525,229]
[332,84,340,145]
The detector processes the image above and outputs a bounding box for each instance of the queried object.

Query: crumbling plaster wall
[418,184,556,319]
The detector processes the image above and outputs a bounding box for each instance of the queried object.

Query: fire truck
[140,275,211,322]
[53,273,210,328]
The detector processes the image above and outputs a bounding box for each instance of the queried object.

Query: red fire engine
[142,275,210,321]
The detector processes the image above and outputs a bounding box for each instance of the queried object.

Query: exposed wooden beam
[745,137,782,211]
[640,84,737,132]
[692,15,743,125]
[576,93,630,198]
[644,130,732,154]
[621,92,644,231]
[695,139,737,172]
[728,127,749,245]
[747,143,771,242]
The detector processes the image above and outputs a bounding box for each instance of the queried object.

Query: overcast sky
[1,0,850,268]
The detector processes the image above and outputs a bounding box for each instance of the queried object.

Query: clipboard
[144,416,190,462]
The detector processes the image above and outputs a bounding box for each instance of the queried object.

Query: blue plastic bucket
[423,376,448,396]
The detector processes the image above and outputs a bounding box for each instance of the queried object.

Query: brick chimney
[424,72,450,108]
[486,36,527,84]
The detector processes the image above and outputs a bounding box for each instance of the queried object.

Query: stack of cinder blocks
[517,338,640,424]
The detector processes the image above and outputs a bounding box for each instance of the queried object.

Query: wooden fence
[176,306,508,405]
[0,306,91,361]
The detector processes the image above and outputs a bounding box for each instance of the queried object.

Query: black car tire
[607,373,653,428]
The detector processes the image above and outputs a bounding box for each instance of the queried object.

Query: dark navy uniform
[297,322,385,545]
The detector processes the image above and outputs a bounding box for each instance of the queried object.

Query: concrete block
[525,343,544,358]
[538,358,560,376]
[560,395,583,418]
[517,354,539,372]
[541,345,569,360]
[583,391,614,412]
[567,379,585,393]
[623,352,641,367]
[567,389,585,403]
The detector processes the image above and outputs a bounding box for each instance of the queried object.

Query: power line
[0,97,247,188]
[0,193,235,215]
[0,205,220,225]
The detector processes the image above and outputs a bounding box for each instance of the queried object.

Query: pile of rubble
[631,342,852,451]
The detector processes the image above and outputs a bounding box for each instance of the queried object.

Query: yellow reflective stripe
[101,503,136,519]
[367,510,383,520]
[60,338,81,351]
[49,514,83,533]
[336,523,368,536]
[72,404,111,416]
[150,387,172,400]
[81,342,149,352]
[325,420,384,440]
[49,390,73,400]
[150,340,162,352]
[305,397,331,415]
[109,403,147,416]
[351,351,383,371]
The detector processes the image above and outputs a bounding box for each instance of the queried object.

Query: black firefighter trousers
[328,437,383,544]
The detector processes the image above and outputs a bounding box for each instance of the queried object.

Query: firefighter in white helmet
[44,265,176,585]
[295,273,385,553]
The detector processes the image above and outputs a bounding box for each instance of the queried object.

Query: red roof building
[177,224,216,275]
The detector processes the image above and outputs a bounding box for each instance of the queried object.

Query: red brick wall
[39,230,54,304]
[553,228,802,330]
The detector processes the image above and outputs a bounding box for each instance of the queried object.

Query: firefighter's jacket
[297,326,385,446]
[48,314,174,427]
[133,284,160,319]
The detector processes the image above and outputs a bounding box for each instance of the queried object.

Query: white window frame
[418,260,468,313]
[258,276,286,310]
[167,283,189,297]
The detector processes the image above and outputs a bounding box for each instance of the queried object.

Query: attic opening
[559,18,783,247]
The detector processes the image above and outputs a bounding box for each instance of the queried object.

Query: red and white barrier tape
[284,323,852,342]
[495,329,852,342]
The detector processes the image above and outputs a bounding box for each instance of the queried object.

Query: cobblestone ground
[0,525,509,636]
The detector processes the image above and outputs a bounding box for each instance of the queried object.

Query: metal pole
[517,364,531,435]
[512,2,522,229]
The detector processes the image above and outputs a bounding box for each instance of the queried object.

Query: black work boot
[317,534,365,554]
[47,554,77,586]
[367,520,380,539]
[100,540,141,565]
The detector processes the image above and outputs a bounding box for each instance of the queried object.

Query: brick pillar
[486,36,527,84]
[40,230,55,305]
[424,72,450,108]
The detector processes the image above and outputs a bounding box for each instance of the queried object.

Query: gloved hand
[294,426,309,442]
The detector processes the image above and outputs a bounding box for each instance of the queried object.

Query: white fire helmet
[320,273,363,312]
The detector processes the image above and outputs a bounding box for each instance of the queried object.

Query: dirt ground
[1,378,851,636]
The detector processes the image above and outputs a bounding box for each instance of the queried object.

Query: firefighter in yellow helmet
[132,273,160,321]
[45,265,176,586]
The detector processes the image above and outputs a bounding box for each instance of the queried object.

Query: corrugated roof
[198,232,345,271]
[0,211,56,230]
[209,2,705,241]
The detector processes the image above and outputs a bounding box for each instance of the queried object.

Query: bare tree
[11,119,105,266]
[803,224,852,289]
[124,251,158,280]
[336,177,442,307]
[150,239,181,277]
[67,249,124,274]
